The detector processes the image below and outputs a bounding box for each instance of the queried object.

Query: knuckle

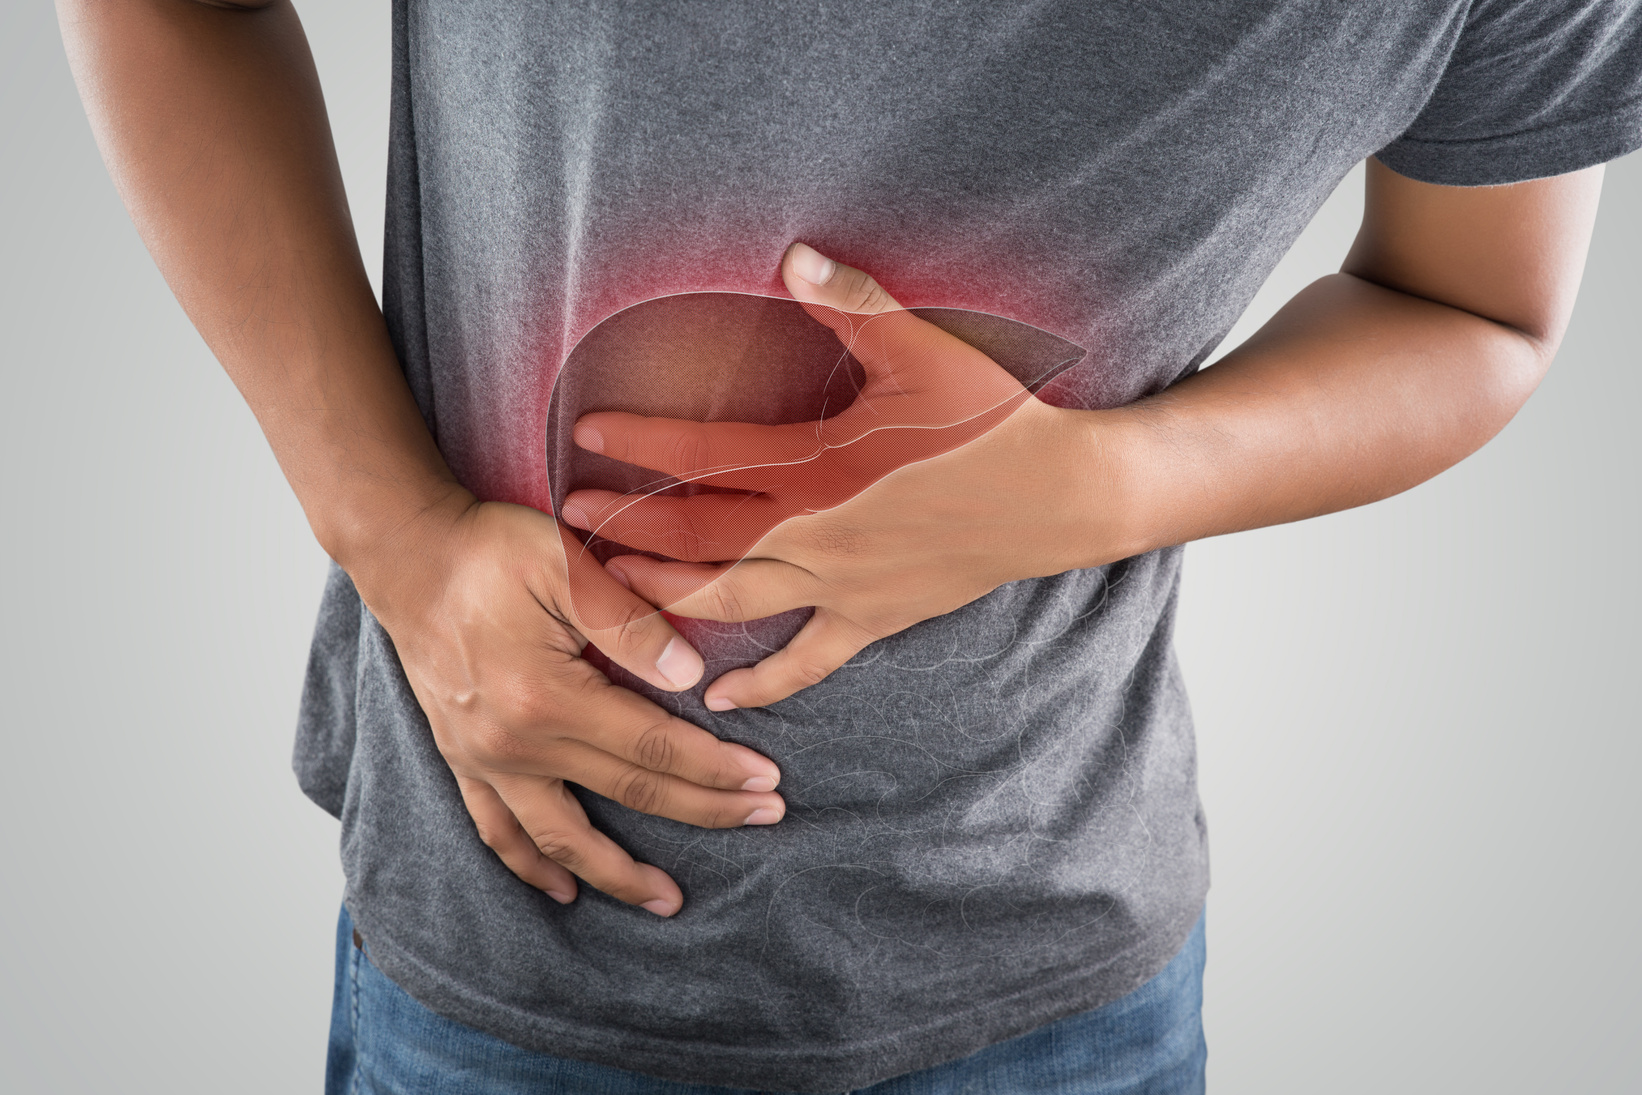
[493,677,556,728]
[700,578,744,621]
[839,270,889,313]
[706,796,754,828]
[791,659,833,688]
[527,827,585,869]
[606,596,656,639]
[704,756,741,791]
[666,428,712,476]
[592,597,659,653]
[658,507,710,561]
[565,666,615,709]
[612,768,667,815]
[466,723,532,768]
[631,721,678,773]
[843,614,887,647]
[695,804,739,830]
[471,817,505,848]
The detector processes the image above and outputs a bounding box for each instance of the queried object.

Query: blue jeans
[326,906,1206,1094]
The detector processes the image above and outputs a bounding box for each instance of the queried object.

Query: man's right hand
[351,489,785,916]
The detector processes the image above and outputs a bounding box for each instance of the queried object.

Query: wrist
[314,476,478,606]
[1061,406,1164,569]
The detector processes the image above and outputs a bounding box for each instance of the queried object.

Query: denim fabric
[326,904,1206,1095]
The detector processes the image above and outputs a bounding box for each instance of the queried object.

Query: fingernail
[561,502,590,530]
[605,560,633,590]
[655,637,703,689]
[789,242,836,286]
[547,889,574,904]
[744,807,783,826]
[573,423,605,454]
[741,774,778,793]
[705,694,736,712]
[641,899,677,917]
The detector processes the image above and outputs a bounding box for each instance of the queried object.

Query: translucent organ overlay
[546,292,1088,631]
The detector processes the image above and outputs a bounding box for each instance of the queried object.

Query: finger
[456,775,578,903]
[782,240,903,318]
[553,521,706,690]
[607,556,818,623]
[573,413,822,488]
[551,666,782,793]
[702,608,877,710]
[781,241,920,378]
[562,488,787,563]
[555,741,785,829]
[492,775,685,916]
[577,412,1030,563]
[782,243,1028,432]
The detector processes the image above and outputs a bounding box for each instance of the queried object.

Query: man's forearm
[57,0,461,579]
[1089,271,1554,562]
[1080,160,1603,567]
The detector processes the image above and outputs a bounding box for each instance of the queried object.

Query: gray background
[2,1,1636,1091]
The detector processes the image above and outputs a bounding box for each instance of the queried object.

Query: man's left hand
[561,243,1122,711]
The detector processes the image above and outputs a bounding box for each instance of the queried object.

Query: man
[58,0,1641,1091]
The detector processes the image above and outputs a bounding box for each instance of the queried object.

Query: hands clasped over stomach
[396,244,1104,915]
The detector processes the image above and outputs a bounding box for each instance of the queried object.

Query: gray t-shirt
[293,1,1641,1089]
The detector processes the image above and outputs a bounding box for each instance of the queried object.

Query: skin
[556,297,1044,631]
[58,0,1604,911]
[570,183,1604,710]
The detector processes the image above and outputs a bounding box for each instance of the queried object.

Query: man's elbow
[1478,320,1557,434]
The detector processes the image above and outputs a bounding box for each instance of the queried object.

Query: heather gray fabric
[293,1,1642,1089]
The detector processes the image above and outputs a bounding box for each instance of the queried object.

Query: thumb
[781,242,1027,432]
[555,523,705,692]
[781,241,904,319]
[781,242,928,383]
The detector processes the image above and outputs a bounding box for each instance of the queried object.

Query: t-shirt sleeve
[1376,0,1642,185]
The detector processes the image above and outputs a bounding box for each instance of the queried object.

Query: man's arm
[575,163,1603,709]
[1101,157,1603,556]
[56,0,785,913]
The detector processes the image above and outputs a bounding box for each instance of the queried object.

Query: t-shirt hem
[1375,98,1642,186]
[347,895,1205,1093]
[296,775,345,821]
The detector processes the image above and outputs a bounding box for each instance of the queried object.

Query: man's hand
[562,244,1112,710]
[352,490,785,914]
[570,160,1604,711]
